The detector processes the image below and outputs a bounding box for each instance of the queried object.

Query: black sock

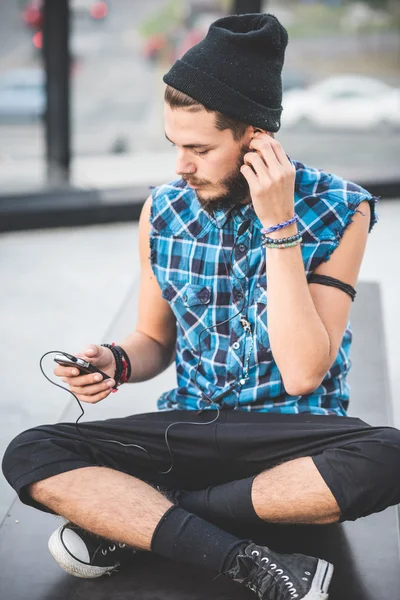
[151,505,249,573]
[175,476,264,527]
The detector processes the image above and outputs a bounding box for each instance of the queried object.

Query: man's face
[164,103,253,214]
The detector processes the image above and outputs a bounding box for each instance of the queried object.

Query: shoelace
[247,548,302,599]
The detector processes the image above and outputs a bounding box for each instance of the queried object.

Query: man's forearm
[264,224,331,395]
[117,331,175,383]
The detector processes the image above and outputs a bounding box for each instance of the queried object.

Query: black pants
[2,411,400,522]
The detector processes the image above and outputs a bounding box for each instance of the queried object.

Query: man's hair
[164,85,249,141]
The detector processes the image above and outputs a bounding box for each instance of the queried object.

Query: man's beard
[184,143,251,215]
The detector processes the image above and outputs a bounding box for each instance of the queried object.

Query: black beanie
[163,13,288,132]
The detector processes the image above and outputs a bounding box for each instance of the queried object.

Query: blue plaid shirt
[150,159,378,415]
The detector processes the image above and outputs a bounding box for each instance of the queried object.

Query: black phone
[54,353,111,380]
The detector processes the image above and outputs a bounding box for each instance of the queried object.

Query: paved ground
[1,197,399,523]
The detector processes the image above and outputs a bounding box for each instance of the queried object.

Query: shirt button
[232,342,240,350]
[238,244,246,252]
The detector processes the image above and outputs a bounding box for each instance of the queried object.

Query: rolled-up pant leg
[312,426,400,521]
[214,412,400,522]
[1,411,226,514]
[3,411,400,523]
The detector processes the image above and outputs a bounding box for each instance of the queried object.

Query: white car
[281,75,400,131]
[0,69,45,122]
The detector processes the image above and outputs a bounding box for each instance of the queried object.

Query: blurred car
[282,75,400,131]
[0,69,45,122]
[282,71,309,92]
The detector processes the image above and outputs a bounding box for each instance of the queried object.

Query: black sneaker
[226,542,334,600]
[48,522,138,578]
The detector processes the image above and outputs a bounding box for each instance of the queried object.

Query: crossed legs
[28,455,340,551]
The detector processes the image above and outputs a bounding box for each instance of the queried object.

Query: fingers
[82,344,101,359]
[249,140,278,170]
[62,376,116,404]
[53,364,79,377]
[53,365,100,382]
[250,134,293,171]
[61,371,112,386]
[243,151,273,181]
[75,344,103,365]
[240,162,259,189]
[54,365,115,404]
[243,134,295,189]
[73,389,115,405]
[68,379,115,397]
[52,344,116,405]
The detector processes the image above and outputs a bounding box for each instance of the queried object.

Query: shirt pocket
[162,280,213,349]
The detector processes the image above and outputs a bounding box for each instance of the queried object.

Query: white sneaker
[48,522,138,578]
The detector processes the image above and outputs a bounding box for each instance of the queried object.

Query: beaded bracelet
[101,343,132,390]
[263,237,302,250]
[261,233,301,246]
[101,343,123,391]
[261,214,299,235]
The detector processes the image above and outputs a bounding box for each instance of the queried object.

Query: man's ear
[250,127,273,139]
[250,127,263,137]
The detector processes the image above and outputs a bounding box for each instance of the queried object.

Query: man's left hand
[240,133,296,229]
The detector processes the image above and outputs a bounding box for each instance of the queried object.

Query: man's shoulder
[292,159,373,204]
[292,159,378,233]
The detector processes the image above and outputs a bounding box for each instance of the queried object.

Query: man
[2,13,400,600]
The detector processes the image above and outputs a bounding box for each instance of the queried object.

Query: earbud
[251,128,263,139]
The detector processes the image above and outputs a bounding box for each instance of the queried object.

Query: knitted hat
[163,13,288,132]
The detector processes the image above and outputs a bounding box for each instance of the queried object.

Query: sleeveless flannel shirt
[150,159,378,415]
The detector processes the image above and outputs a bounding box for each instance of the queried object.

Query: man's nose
[175,150,196,176]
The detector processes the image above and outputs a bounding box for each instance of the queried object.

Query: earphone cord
[193,227,250,402]
[39,217,254,476]
[39,350,221,475]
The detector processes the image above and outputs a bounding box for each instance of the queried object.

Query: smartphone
[54,353,111,380]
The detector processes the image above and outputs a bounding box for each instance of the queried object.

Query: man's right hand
[53,344,116,404]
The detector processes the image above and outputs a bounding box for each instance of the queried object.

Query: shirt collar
[211,202,262,230]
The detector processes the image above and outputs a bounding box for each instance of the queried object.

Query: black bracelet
[101,343,132,386]
[307,274,357,301]
[101,344,123,386]
[116,345,132,381]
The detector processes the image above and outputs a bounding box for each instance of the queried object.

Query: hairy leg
[177,456,341,527]
[252,456,341,524]
[28,466,172,550]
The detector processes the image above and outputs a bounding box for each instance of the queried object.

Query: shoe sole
[48,525,117,579]
[302,559,334,600]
